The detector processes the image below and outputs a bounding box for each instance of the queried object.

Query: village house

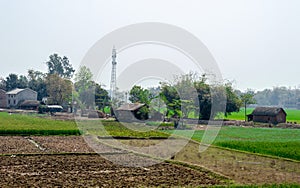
[6,88,37,108]
[115,103,146,122]
[247,107,287,124]
[0,89,7,108]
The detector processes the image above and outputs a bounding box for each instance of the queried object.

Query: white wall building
[6,88,37,108]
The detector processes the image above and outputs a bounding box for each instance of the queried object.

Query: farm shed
[0,89,6,108]
[19,100,40,110]
[6,88,37,108]
[115,103,146,122]
[247,107,286,124]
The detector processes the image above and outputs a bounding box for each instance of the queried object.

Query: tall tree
[45,74,72,105]
[74,66,95,109]
[0,77,6,90]
[18,75,28,88]
[129,85,152,105]
[5,74,19,91]
[5,74,28,91]
[95,83,110,112]
[27,69,47,100]
[46,53,75,79]
[224,83,242,117]
[159,83,181,118]
[194,75,212,120]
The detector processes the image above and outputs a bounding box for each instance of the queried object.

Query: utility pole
[110,46,117,100]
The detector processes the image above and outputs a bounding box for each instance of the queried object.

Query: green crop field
[0,112,80,135]
[164,126,300,161]
[0,112,168,138]
[227,108,300,123]
[77,120,169,138]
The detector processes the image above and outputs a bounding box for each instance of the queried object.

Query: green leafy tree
[74,66,94,109]
[46,53,75,79]
[74,66,110,111]
[160,73,241,120]
[45,74,72,105]
[0,77,6,90]
[5,74,19,91]
[223,83,242,117]
[95,83,110,112]
[129,85,152,105]
[18,75,28,88]
[159,83,181,118]
[27,69,47,100]
[5,73,29,91]
[129,85,153,120]
[194,75,211,120]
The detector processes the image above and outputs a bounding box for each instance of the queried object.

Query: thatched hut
[115,103,146,122]
[19,100,40,110]
[247,107,286,124]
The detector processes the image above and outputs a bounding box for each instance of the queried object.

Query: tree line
[0,53,109,112]
[127,73,252,121]
[1,53,298,120]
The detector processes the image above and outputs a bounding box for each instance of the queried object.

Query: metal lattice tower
[110,46,117,100]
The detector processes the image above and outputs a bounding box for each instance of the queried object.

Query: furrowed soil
[1,136,300,186]
[0,136,230,187]
[0,154,225,187]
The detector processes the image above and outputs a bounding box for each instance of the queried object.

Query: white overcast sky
[0,0,300,91]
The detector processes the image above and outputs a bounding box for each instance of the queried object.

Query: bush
[38,105,48,114]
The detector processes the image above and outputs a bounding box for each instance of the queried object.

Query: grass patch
[216,141,300,161]
[0,112,169,137]
[0,112,79,135]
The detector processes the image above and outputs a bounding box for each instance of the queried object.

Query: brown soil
[0,136,40,154]
[0,154,227,187]
[1,136,300,186]
[31,136,95,153]
[0,136,230,187]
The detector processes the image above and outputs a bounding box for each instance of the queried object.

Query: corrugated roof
[116,103,145,111]
[251,107,286,116]
[6,88,25,95]
[6,88,37,95]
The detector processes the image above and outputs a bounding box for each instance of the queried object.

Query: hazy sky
[1,0,300,91]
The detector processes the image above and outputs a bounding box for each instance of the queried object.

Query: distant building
[6,88,37,108]
[247,107,287,124]
[115,103,146,122]
[0,89,6,108]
